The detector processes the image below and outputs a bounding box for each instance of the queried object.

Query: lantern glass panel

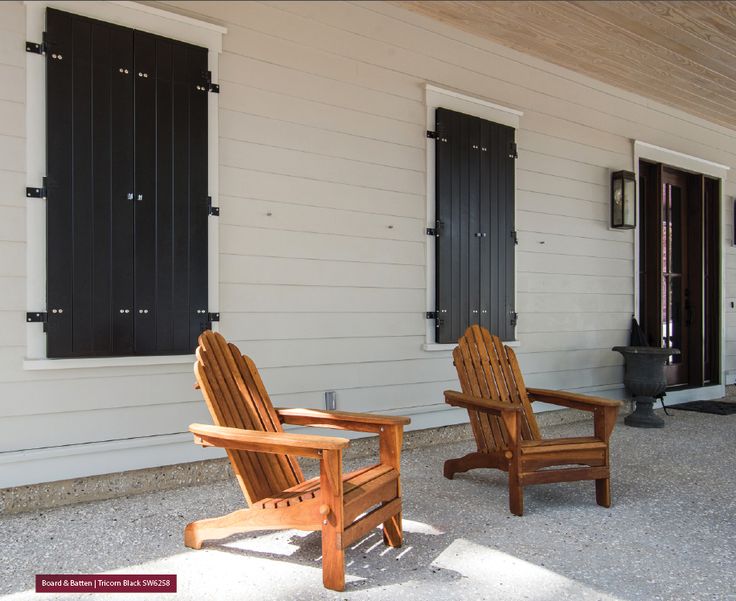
[612,177,624,227]
[623,176,636,227]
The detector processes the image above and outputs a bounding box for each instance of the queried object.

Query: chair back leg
[379,424,404,547]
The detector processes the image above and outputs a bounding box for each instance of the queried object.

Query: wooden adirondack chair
[184,331,410,591]
[444,325,622,516]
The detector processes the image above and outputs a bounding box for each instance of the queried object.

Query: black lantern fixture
[611,170,636,229]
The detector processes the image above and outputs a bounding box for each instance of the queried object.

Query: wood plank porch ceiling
[394,1,736,130]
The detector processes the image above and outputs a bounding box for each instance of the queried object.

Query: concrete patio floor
[2,406,735,601]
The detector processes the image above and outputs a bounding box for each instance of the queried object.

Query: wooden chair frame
[444,325,622,516]
[183,331,409,592]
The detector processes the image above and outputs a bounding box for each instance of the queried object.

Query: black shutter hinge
[26,33,48,55]
[426,311,445,328]
[206,71,219,93]
[208,196,219,216]
[205,312,220,332]
[427,130,447,142]
[426,220,443,237]
[510,311,519,327]
[509,141,518,159]
[26,312,48,333]
[26,177,47,199]
[511,230,518,245]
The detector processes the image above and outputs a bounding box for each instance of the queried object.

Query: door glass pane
[670,186,682,274]
[667,276,682,364]
[660,182,683,365]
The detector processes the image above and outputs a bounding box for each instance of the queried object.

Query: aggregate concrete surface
[1,408,735,601]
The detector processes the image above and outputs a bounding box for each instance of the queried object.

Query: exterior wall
[1,0,735,487]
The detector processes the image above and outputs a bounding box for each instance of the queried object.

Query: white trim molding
[24,1,224,365]
[634,141,729,179]
[424,84,521,350]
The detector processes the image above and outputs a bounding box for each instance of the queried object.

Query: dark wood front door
[639,161,720,388]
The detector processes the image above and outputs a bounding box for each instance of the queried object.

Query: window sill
[23,354,195,371]
[423,340,519,352]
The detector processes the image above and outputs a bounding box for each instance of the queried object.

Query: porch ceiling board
[393,1,736,130]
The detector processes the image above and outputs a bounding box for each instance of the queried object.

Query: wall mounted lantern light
[611,170,636,229]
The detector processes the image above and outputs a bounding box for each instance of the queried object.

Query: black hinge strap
[509,141,518,159]
[511,230,518,245]
[427,130,447,142]
[206,71,220,93]
[26,33,47,55]
[426,219,442,237]
[26,177,48,199]
[26,311,48,333]
[426,311,445,328]
[207,312,220,323]
[510,311,519,326]
[208,196,219,216]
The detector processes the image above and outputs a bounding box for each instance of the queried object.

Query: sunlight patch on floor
[402,519,444,535]
[431,539,623,601]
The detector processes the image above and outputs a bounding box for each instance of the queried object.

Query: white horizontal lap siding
[3,0,736,485]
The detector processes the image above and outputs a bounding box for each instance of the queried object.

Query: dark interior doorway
[639,161,720,388]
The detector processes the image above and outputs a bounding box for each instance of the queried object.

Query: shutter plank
[457,111,469,342]
[188,47,209,351]
[171,44,191,352]
[46,9,74,357]
[479,118,492,333]
[468,115,481,330]
[435,108,453,343]
[133,31,157,354]
[91,22,113,354]
[110,25,135,354]
[500,124,516,341]
[155,39,174,352]
[71,18,93,355]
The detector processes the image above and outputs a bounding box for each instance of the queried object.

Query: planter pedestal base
[624,396,664,428]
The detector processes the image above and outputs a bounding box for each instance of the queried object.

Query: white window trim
[632,140,729,389]
[424,84,522,351]
[24,1,225,370]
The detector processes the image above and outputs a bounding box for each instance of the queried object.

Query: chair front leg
[320,448,345,591]
[594,406,617,508]
[379,424,403,547]
[501,410,523,516]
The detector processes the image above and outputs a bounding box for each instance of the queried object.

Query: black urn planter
[612,346,680,428]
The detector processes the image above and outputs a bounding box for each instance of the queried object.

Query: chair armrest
[189,423,349,459]
[444,390,522,416]
[275,408,410,433]
[526,388,623,412]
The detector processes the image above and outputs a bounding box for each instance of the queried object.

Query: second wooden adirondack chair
[444,325,622,516]
[184,331,410,591]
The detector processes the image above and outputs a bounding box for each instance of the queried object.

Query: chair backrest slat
[453,325,541,451]
[194,331,304,505]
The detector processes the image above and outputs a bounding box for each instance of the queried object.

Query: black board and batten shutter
[45,8,209,358]
[433,107,516,344]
